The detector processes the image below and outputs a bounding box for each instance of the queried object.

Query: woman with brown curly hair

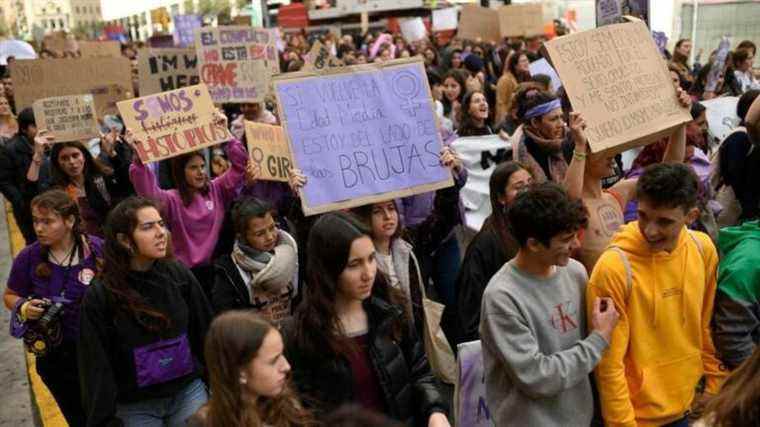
[189,311,315,427]
[3,189,104,426]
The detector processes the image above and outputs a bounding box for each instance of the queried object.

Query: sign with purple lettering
[195,26,279,103]
[274,59,453,215]
[117,84,231,163]
[173,14,202,48]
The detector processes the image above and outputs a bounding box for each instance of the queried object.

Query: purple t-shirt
[8,236,103,342]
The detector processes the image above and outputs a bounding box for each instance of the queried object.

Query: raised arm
[125,129,173,207]
[563,112,588,200]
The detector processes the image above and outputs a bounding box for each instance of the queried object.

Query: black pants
[35,342,86,426]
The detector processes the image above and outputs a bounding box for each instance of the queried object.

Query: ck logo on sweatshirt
[550,301,578,334]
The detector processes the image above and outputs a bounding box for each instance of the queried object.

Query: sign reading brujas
[274,59,453,215]
[195,26,278,103]
[117,84,231,163]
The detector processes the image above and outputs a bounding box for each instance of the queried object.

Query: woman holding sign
[126,112,248,291]
[282,212,450,426]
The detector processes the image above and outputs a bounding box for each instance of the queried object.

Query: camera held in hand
[37,298,64,331]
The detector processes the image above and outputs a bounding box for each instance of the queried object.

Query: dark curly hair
[515,89,558,123]
[636,163,699,211]
[232,197,274,240]
[508,182,588,248]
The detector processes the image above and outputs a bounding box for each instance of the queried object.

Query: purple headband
[524,99,562,120]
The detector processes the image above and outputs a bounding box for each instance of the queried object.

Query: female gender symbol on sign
[392,70,424,117]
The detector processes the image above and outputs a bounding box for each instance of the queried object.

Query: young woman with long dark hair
[283,212,450,426]
[457,90,492,137]
[453,161,532,345]
[188,311,315,427]
[3,190,103,426]
[78,196,214,426]
[28,134,133,237]
[126,112,248,289]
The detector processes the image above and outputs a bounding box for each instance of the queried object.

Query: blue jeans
[116,378,208,427]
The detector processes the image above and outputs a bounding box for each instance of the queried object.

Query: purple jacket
[8,236,103,342]
[130,139,247,268]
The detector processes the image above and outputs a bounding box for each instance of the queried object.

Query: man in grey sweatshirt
[479,183,619,427]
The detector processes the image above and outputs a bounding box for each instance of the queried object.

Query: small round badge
[78,268,95,285]
[206,200,214,211]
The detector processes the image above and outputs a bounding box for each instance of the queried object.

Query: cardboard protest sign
[195,26,279,103]
[78,41,122,58]
[10,57,133,117]
[117,84,232,163]
[544,21,691,156]
[596,0,650,27]
[400,18,427,43]
[433,8,458,32]
[529,58,562,92]
[33,94,99,142]
[304,41,343,72]
[458,5,501,44]
[454,340,494,426]
[138,48,199,96]
[273,58,453,215]
[451,134,512,231]
[42,32,67,55]
[245,122,293,182]
[498,3,544,38]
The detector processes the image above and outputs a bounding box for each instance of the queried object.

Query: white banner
[702,97,740,146]
[433,8,459,31]
[451,134,512,231]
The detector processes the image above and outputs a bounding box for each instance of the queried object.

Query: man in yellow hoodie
[587,163,727,427]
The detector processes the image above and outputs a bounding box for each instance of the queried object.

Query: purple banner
[275,62,450,211]
[173,14,202,48]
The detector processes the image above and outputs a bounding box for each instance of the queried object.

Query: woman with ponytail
[3,189,103,426]
[78,196,214,427]
[189,311,314,427]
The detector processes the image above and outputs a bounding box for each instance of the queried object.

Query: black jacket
[78,260,214,427]
[450,222,517,346]
[0,134,47,241]
[282,296,448,426]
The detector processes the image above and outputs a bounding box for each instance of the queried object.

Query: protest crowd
[2,4,760,427]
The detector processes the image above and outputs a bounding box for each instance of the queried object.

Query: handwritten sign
[195,26,279,103]
[596,0,650,27]
[78,41,122,58]
[245,122,293,182]
[10,57,133,117]
[706,37,730,93]
[304,41,343,72]
[400,18,427,43]
[433,8,458,32]
[498,4,544,38]
[33,94,99,142]
[458,5,501,44]
[173,14,202,47]
[544,21,691,156]
[138,48,199,96]
[117,84,231,163]
[274,59,453,215]
[455,340,494,427]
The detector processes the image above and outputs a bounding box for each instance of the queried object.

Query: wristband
[573,150,588,160]
[19,301,30,322]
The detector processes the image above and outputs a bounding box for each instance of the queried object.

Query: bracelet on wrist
[573,150,588,160]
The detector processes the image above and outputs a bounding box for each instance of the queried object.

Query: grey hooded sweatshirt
[479,259,608,427]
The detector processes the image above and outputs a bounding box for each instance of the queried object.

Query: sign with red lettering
[244,122,293,182]
[195,26,279,103]
[117,84,232,163]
